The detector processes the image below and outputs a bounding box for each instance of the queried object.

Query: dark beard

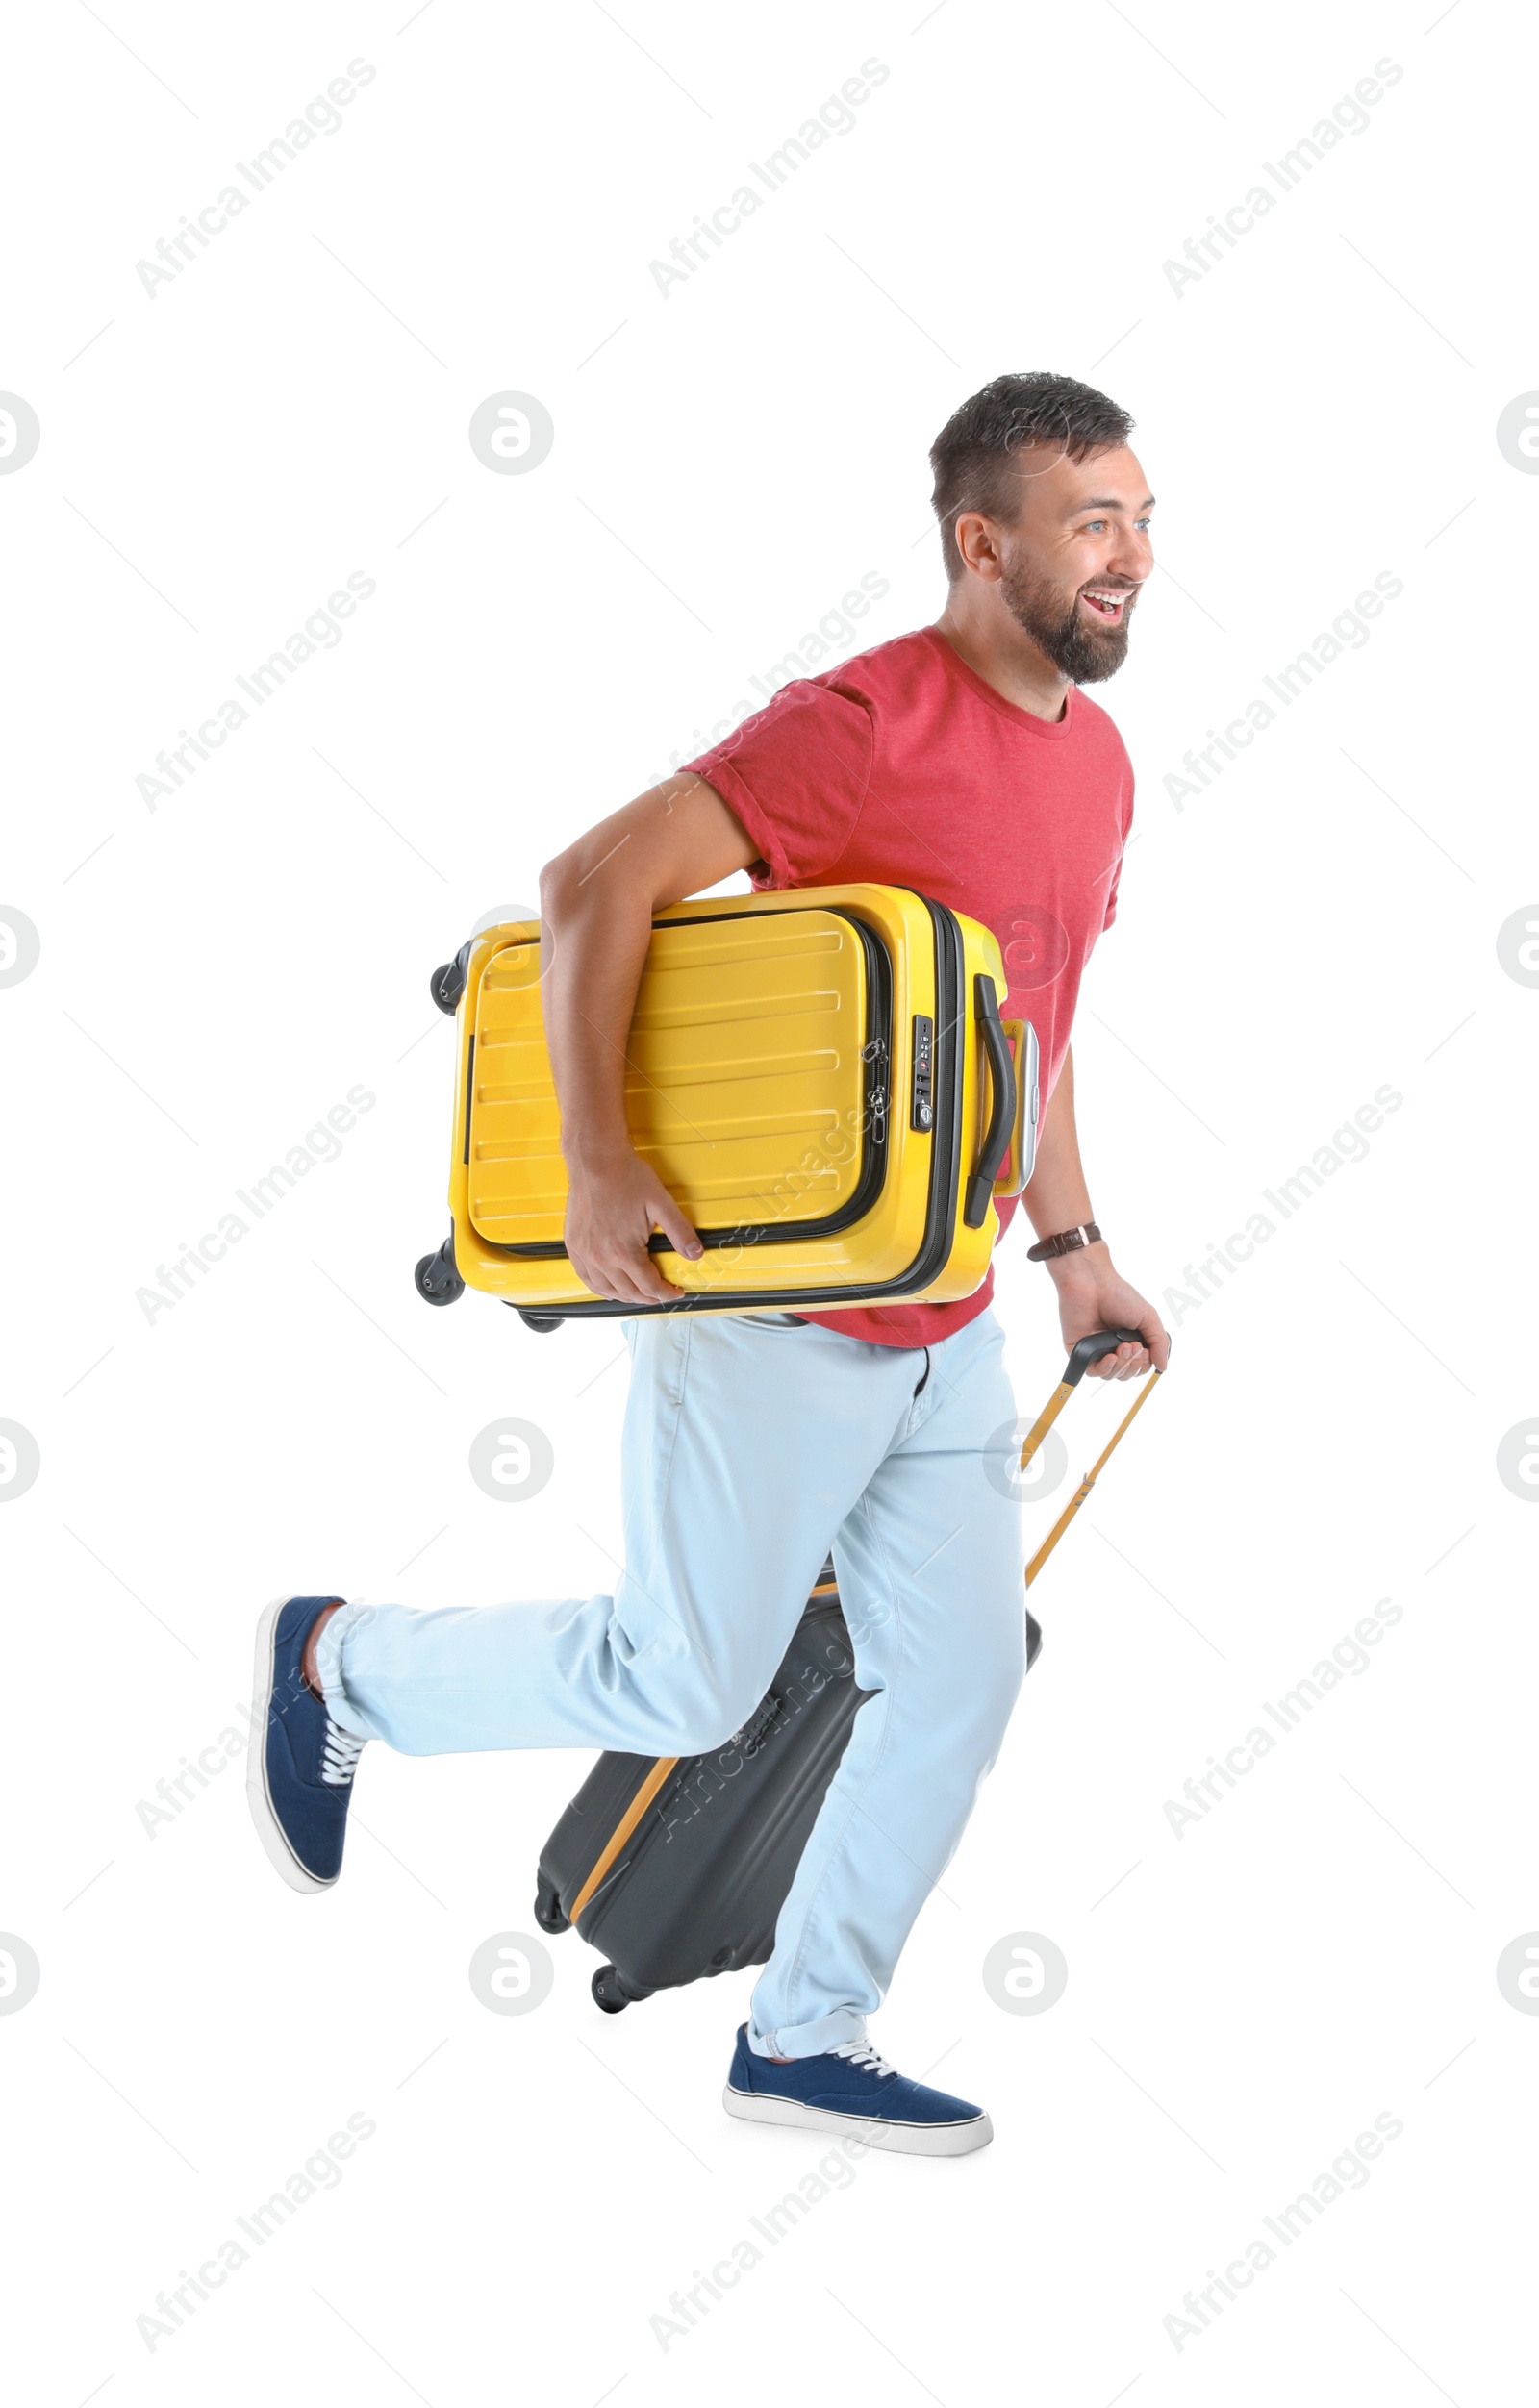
[998,557,1132,685]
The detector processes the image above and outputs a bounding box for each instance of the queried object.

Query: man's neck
[931,599,1070,723]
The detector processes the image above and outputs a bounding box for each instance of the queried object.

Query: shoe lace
[832,2039,896,2079]
[320,1721,365,1788]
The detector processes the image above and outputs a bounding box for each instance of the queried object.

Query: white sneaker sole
[245,1596,332,1895]
[723,2083,993,2157]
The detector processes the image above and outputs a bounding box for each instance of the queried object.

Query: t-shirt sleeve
[683,680,874,888]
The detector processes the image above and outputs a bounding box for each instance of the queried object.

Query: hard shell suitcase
[534,1330,1160,2014]
[414,883,1039,1326]
[534,1566,870,2012]
[534,1563,1046,2015]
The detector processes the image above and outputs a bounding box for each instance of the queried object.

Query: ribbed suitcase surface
[469,911,871,1245]
[418,883,1039,1319]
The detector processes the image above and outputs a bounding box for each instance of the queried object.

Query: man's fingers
[1090,1341,1151,1381]
[563,1165,701,1305]
[629,1193,699,1297]
[568,1245,673,1305]
[568,1206,694,1301]
[633,1209,694,1296]
[610,1249,683,1303]
[623,1223,691,1300]
[1090,1343,1129,1376]
[597,1267,680,1305]
[635,1261,687,1300]
[650,1198,704,1265]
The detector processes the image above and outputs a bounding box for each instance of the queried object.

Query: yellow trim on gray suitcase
[568,1755,680,1926]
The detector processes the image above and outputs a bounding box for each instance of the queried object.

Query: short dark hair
[929,372,1135,580]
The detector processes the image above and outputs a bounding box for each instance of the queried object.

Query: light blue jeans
[316,1306,1025,2058]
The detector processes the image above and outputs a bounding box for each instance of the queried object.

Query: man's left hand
[1047,1247,1170,1380]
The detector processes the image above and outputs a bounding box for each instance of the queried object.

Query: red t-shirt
[684,625,1133,1347]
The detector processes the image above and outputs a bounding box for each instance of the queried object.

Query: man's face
[992,443,1154,684]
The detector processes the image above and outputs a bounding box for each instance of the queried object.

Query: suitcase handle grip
[1018,1326,1156,1474]
[997,1019,1032,1197]
[1063,1327,1147,1385]
[964,974,1017,1227]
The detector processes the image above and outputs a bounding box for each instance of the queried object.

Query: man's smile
[1078,584,1140,625]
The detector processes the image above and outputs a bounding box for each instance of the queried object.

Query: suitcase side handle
[997,1018,1033,1199]
[963,974,1018,1227]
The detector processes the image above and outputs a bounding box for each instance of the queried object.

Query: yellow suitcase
[414,884,1038,1326]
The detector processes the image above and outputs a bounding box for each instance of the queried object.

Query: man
[249,371,1170,2157]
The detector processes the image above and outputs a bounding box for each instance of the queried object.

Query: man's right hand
[540,771,759,1307]
[564,1150,704,1305]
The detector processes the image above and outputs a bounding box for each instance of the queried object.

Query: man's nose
[1109,530,1152,580]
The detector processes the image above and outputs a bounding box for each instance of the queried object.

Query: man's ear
[952,509,1004,583]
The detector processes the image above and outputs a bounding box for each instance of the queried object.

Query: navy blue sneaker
[723,2025,992,2156]
[247,1597,366,1893]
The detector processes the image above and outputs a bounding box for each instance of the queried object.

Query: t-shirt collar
[921,624,1076,739]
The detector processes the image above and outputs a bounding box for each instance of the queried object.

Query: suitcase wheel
[592,1963,631,2015]
[429,943,472,1016]
[414,1238,464,1307]
[533,1877,568,1935]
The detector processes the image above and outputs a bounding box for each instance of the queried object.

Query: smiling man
[250,370,1170,2158]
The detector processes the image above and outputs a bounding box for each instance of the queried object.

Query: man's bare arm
[1022,1044,1171,1379]
[539,773,760,1304]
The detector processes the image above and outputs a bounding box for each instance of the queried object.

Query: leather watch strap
[1025,1220,1102,1263]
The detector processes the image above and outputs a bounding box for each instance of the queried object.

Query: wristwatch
[1025,1220,1102,1264]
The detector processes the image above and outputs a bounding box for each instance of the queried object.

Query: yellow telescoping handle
[1019,1328,1164,1590]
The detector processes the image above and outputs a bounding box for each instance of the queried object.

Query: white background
[2,1,1534,2400]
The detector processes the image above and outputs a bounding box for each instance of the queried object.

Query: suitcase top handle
[1064,1327,1146,1384]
